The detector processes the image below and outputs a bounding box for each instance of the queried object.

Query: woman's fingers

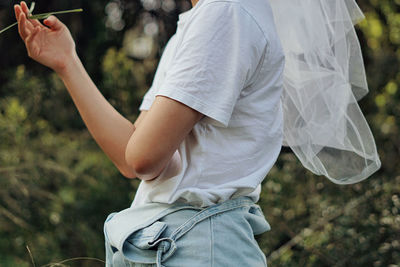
[18,3,34,30]
[25,26,40,58]
[20,1,30,14]
[20,1,43,28]
[43,16,64,31]
[14,4,22,22]
[18,13,31,41]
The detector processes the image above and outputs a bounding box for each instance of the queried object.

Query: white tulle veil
[269,0,381,184]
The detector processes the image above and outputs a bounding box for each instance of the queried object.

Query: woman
[14,0,380,266]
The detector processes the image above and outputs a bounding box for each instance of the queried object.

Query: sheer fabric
[269,0,381,184]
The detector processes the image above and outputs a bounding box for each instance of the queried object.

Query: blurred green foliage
[0,0,399,266]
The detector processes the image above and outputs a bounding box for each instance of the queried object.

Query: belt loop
[156,245,164,267]
[152,237,177,266]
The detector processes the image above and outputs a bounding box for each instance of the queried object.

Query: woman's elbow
[130,161,161,181]
[117,165,137,179]
[125,152,160,181]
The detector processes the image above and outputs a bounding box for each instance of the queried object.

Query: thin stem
[0,22,18,34]
[40,257,105,267]
[28,8,83,20]
[26,245,37,267]
[29,2,36,15]
[0,7,82,35]
[0,2,34,34]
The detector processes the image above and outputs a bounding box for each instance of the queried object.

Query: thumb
[43,15,64,31]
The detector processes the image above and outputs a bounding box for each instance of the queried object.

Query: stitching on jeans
[210,217,214,267]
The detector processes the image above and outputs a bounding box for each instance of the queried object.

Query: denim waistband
[104,196,269,267]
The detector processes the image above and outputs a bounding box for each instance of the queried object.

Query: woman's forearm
[57,52,137,178]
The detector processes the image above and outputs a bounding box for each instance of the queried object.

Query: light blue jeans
[104,196,271,267]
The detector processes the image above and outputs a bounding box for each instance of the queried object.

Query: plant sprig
[0,22,18,34]
[28,8,83,20]
[28,2,35,14]
[0,2,83,35]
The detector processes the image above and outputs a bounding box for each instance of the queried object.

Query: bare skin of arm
[15,1,203,180]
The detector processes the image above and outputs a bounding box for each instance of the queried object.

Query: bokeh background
[0,0,399,266]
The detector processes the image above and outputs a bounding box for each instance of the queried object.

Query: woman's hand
[14,1,76,74]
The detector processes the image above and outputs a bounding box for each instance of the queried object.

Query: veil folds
[269,0,381,184]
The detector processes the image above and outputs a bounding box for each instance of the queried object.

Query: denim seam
[210,217,214,267]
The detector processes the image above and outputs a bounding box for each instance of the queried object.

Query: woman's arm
[15,2,203,181]
[125,96,203,180]
[15,2,139,178]
[57,54,142,179]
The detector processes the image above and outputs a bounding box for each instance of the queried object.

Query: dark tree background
[0,0,399,266]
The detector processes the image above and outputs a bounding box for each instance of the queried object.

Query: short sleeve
[156,2,267,127]
[139,86,156,111]
[139,34,178,111]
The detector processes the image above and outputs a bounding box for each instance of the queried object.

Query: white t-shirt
[131,0,285,208]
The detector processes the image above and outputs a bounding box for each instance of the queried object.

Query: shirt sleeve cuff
[139,96,154,111]
[156,87,231,127]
